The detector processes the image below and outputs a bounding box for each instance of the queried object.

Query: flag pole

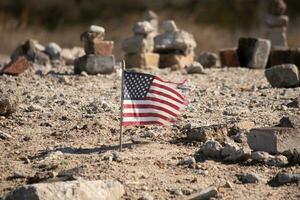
[119,60,125,151]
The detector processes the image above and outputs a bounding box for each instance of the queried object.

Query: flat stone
[219,48,240,67]
[251,151,271,162]
[125,53,159,69]
[1,57,31,75]
[272,172,300,185]
[162,20,178,32]
[89,25,105,34]
[248,127,300,154]
[237,37,271,69]
[84,40,114,56]
[122,35,154,54]
[186,62,205,74]
[3,179,125,200]
[159,53,194,69]
[237,172,266,184]
[265,15,289,27]
[188,186,218,200]
[266,155,288,167]
[74,55,115,75]
[265,64,299,88]
[133,21,154,35]
[198,52,218,68]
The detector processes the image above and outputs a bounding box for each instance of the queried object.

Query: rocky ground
[0,61,299,199]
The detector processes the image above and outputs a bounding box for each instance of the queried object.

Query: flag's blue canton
[123,71,154,100]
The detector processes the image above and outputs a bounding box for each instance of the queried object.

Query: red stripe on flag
[151,82,186,102]
[122,121,165,126]
[144,97,180,110]
[123,104,178,117]
[123,113,175,122]
[148,89,185,104]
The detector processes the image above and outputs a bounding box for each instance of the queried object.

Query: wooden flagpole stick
[119,60,126,152]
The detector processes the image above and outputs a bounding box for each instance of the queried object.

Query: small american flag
[122,71,187,126]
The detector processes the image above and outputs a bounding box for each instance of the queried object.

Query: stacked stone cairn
[74,25,115,75]
[154,20,196,70]
[265,0,288,49]
[122,21,159,69]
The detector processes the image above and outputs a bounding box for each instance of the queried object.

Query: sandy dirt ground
[0,64,299,199]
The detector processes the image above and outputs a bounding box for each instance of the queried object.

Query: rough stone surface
[45,42,62,60]
[248,127,300,154]
[0,57,31,75]
[89,25,105,34]
[198,52,218,68]
[237,172,266,184]
[133,21,154,35]
[3,179,124,200]
[188,186,218,200]
[266,155,289,167]
[272,172,300,185]
[0,94,18,116]
[267,49,300,68]
[122,36,154,54]
[219,48,240,67]
[237,38,271,69]
[199,140,223,159]
[159,53,194,69]
[221,142,251,162]
[265,64,299,88]
[186,62,205,74]
[84,40,114,56]
[278,115,300,128]
[251,151,271,162]
[186,124,228,143]
[154,31,196,55]
[162,20,178,33]
[177,156,196,166]
[125,53,159,69]
[74,55,115,75]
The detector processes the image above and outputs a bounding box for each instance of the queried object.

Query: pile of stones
[122,21,159,69]
[154,20,197,69]
[143,10,159,37]
[74,25,115,75]
[265,0,288,49]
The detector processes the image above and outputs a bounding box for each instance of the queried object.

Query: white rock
[133,21,154,35]
[162,20,178,32]
[45,42,62,60]
[89,25,105,34]
[186,62,205,74]
[199,140,223,158]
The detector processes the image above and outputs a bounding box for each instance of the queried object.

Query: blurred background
[0,0,300,58]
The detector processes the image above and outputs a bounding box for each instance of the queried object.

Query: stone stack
[74,25,115,75]
[122,21,159,69]
[154,20,196,70]
[265,0,288,49]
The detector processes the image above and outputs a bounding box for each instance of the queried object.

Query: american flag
[122,71,187,126]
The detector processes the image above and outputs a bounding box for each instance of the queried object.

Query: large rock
[154,30,196,55]
[267,49,300,68]
[198,52,218,68]
[0,57,31,75]
[74,55,115,75]
[248,127,300,154]
[198,140,223,159]
[45,42,62,60]
[186,124,228,143]
[221,142,251,162]
[125,53,159,69]
[219,48,240,67]
[3,179,125,200]
[133,21,154,35]
[159,53,194,69]
[122,35,154,54]
[265,64,299,88]
[237,38,271,69]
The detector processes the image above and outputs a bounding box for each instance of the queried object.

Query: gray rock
[273,172,300,185]
[266,155,289,167]
[199,140,223,159]
[278,115,300,128]
[248,127,300,154]
[237,37,271,69]
[74,55,115,75]
[286,98,299,108]
[3,179,125,200]
[162,20,178,32]
[122,35,154,54]
[188,186,218,200]
[232,132,247,143]
[251,151,271,162]
[198,52,218,68]
[0,95,18,116]
[186,62,205,74]
[154,30,196,55]
[178,156,196,166]
[186,124,228,143]
[237,172,266,184]
[221,142,251,162]
[265,64,299,88]
[133,21,154,35]
[45,43,62,60]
